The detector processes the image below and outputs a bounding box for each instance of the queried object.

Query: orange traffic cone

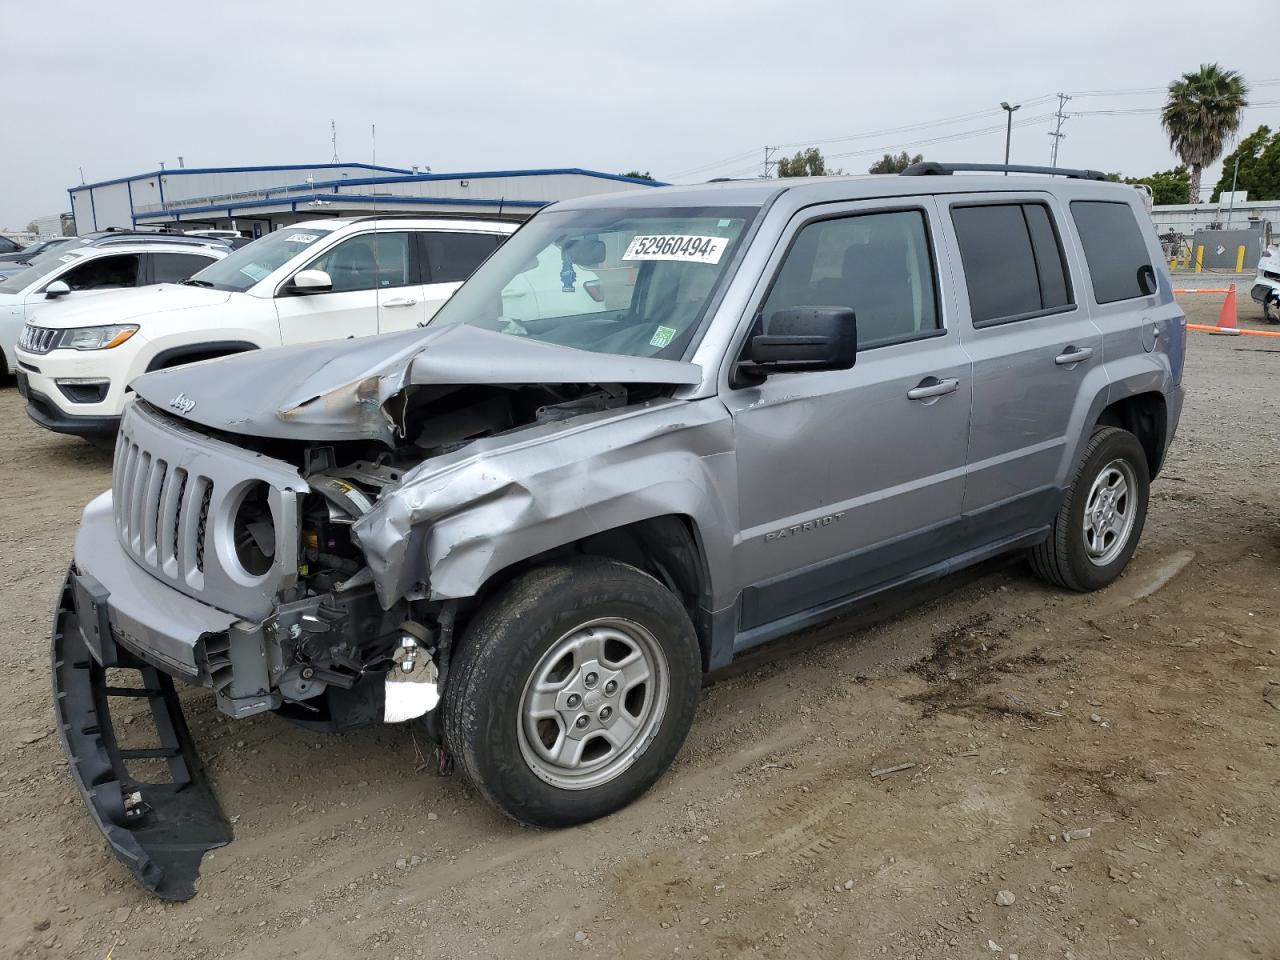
[1212,283,1241,335]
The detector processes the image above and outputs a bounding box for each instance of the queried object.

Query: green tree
[1210,125,1280,202]
[775,147,842,178]
[1161,63,1249,202]
[868,152,923,174]
[621,170,656,182]
[1120,167,1192,205]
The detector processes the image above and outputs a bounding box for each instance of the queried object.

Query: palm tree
[1162,64,1249,203]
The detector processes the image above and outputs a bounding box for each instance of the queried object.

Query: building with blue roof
[68,164,664,237]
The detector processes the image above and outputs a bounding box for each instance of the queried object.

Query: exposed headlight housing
[60,324,139,350]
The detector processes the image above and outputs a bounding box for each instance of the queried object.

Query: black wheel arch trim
[145,341,258,373]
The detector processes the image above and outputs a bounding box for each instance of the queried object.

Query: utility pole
[330,119,339,163]
[1048,92,1071,168]
[763,145,778,179]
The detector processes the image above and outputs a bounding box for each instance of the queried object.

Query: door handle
[383,297,419,308]
[906,377,959,401]
[1054,346,1094,365]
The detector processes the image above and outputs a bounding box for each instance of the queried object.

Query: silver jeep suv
[53,163,1185,899]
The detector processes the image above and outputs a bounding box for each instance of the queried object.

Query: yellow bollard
[1195,246,1204,273]
[1170,256,1177,271]
[1236,245,1247,272]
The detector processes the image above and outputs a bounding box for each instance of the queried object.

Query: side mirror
[44,280,71,299]
[739,306,857,383]
[288,269,333,294]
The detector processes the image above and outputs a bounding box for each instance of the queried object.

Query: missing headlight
[231,481,275,577]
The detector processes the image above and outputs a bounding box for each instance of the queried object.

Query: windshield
[188,227,334,292]
[427,205,758,359]
[0,248,81,294]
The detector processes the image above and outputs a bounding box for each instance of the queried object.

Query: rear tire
[443,558,701,827]
[1029,426,1149,592]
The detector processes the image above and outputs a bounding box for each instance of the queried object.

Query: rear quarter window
[1069,200,1157,304]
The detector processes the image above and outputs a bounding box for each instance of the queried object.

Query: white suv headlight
[60,324,139,350]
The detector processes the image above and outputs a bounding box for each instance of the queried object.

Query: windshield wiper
[180,278,214,287]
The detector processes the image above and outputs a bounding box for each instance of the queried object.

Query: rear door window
[421,232,503,284]
[951,202,1074,326]
[58,254,141,291]
[150,252,219,284]
[1070,200,1157,303]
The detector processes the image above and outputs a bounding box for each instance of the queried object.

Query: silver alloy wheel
[1082,458,1138,566]
[517,617,669,790]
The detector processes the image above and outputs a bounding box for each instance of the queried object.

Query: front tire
[443,558,701,827]
[1029,426,1150,592]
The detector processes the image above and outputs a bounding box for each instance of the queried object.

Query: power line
[661,82,1280,183]
[660,96,1057,180]
[718,113,1057,177]
[665,146,772,181]
[771,96,1058,151]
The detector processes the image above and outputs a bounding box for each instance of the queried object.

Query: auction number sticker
[284,233,319,244]
[623,234,728,264]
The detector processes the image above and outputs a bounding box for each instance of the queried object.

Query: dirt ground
[1,293,1277,960]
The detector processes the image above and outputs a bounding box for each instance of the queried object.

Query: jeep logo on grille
[169,393,196,414]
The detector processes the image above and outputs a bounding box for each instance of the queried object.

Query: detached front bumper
[52,567,232,901]
[52,492,238,899]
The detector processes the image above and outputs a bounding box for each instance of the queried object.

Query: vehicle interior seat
[814,235,914,345]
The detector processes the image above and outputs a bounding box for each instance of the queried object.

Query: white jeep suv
[15,216,604,439]
[1,234,229,375]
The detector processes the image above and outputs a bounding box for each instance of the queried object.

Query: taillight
[584,280,604,303]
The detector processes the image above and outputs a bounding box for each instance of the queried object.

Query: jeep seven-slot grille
[113,434,212,583]
[19,325,60,354]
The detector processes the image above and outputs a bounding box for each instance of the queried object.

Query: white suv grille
[20,324,60,354]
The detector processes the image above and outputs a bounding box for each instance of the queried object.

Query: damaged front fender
[351,396,738,609]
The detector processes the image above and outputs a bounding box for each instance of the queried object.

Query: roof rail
[94,235,228,248]
[345,212,526,225]
[900,161,1109,181]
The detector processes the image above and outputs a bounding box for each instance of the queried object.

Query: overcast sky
[2,0,1275,229]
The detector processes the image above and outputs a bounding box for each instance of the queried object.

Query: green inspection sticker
[650,325,677,348]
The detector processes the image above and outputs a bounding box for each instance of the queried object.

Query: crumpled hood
[30,283,232,328]
[129,323,702,444]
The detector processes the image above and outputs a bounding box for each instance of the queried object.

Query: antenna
[1048,92,1071,168]
[330,119,339,163]
[178,155,185,169]
[371,123,376,167]
[78,166,85,184]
